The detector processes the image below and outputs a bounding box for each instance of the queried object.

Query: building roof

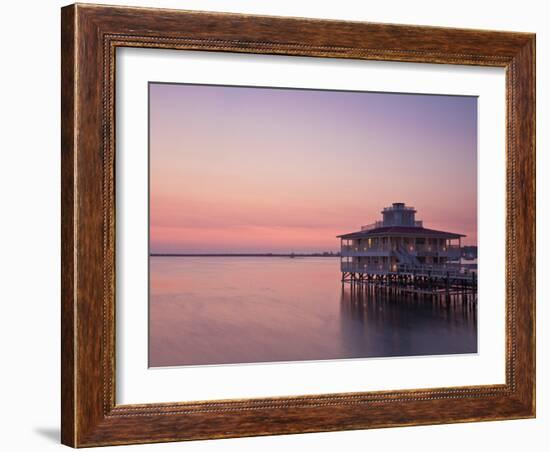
[337,226,465,240]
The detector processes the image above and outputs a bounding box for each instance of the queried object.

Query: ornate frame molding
[62,4,535,447]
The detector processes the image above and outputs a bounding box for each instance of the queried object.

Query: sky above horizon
[149,83,477,253]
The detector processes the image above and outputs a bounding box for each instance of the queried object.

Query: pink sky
[149,83,477,253]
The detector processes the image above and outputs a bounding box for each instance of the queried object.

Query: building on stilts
[337,203,476,299]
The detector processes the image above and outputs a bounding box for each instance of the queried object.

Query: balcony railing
[396,263,476,278]
[382,205,416,212]
[360,220,423,230]
[399,244,455,253]
[341,262,393,274]
[342,244,459,255]
[342,244,392,253]
[341,261,476,278]
[361,221,384,231]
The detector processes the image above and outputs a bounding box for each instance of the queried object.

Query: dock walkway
[341,262,477,300]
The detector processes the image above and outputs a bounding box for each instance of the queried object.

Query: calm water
[149,257,477,367]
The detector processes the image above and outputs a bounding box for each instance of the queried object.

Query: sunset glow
[149,83,477,253]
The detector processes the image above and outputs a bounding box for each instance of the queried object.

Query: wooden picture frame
[61,3,535,447]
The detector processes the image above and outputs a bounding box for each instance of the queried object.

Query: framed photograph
[61,3,535,447]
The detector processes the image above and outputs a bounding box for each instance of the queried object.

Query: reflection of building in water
[341,284,477,318]
[337,203,476,299]
[339,285,477,357]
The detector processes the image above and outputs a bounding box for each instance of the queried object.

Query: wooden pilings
[341,270,477,304]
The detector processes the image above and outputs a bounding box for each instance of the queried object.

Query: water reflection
[149,257,477,367]
[339,285,477,358]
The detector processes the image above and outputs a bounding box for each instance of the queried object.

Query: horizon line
[150,252,341,257]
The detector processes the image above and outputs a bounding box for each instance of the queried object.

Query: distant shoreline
[150,253,341,258]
